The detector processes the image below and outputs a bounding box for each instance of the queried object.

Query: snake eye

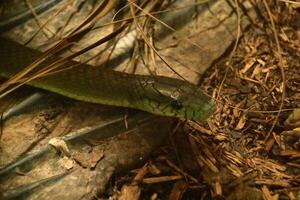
[171,100,183,110]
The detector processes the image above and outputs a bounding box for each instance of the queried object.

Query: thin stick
[25,0,55,38]
[279,0,300,5]
[263,0,286,140]
[216,0,241,100]
[129,0,186,80]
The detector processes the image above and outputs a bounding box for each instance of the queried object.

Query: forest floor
[0,1,299,200]
[114,2,300,200]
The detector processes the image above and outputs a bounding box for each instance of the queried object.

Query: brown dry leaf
[118,164,149,200]
[222,88,240,95]
[57,156,74,170]
[262,185,278,200]
[199,155,219,173]
[143,175,182,184]
[257,58,266,66]
[240,59,256,74]
[279,150,300,158]
[280,129,300,149]
[72,151,90,168]
[235,113,247,130]
[214,133,227,141]
[118,185,141,200]
[251,64,262,80]
[286,192,297,200]
[214,181,222,196]
[226,163,243,177]
[168,180,188,200]
[279,31,289,42]
[265,137,276,152]
[285,108,300,128]
[90,149,104,169]
[187,121,214,136]
[232,99,247,118]
[148,162,161,175]
[252,158,288,175]
[189,135,219,173]
[15,167,27,176]
[224,151,244,166]
[48,137,71,157]
[255,179,290,188]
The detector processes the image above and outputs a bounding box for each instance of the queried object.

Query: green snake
[0,37,215,121]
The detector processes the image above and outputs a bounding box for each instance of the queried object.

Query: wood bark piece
[0,96,173,199]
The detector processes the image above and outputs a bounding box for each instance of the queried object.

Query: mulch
[113,2,300,200]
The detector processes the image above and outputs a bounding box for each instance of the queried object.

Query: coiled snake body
[0,38,215,121]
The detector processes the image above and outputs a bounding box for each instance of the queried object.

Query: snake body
[0,38,215,121]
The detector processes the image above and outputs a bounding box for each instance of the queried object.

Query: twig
[279,0,300,5]
[0,25,127,99]
[216,0,241,100]
[0,0,118,97]
[262,0,286,140]
[24,0,71,45]
[25,0,54,38]
[129,0,186,80]
[128,0,209,55]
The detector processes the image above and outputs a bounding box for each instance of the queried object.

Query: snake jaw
[137,78,215,121]
[139,95,215,121]
[172,92,215,121]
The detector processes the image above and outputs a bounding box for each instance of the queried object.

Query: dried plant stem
[262,0,286,140]
[216,0,241,100]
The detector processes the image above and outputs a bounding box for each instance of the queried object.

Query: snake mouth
[135,97,216,121]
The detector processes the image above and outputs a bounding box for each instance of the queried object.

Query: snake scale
[0,37,215,121]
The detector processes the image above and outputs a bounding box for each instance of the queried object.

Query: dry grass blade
[128,0,210,55]
[279,0,300,5]
[0,24,127,99]
[216,0,241,100]
[25,0,54,37]
[68,0,117,35]
[129,0,187,80]
[0,0,121,99]
[262,0,286,140]
[24,1,71,45]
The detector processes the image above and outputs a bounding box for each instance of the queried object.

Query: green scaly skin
[0,38,215,121]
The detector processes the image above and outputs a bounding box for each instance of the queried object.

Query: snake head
[138,77,215,121]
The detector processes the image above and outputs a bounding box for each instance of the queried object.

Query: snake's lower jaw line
[140,101,215,121]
